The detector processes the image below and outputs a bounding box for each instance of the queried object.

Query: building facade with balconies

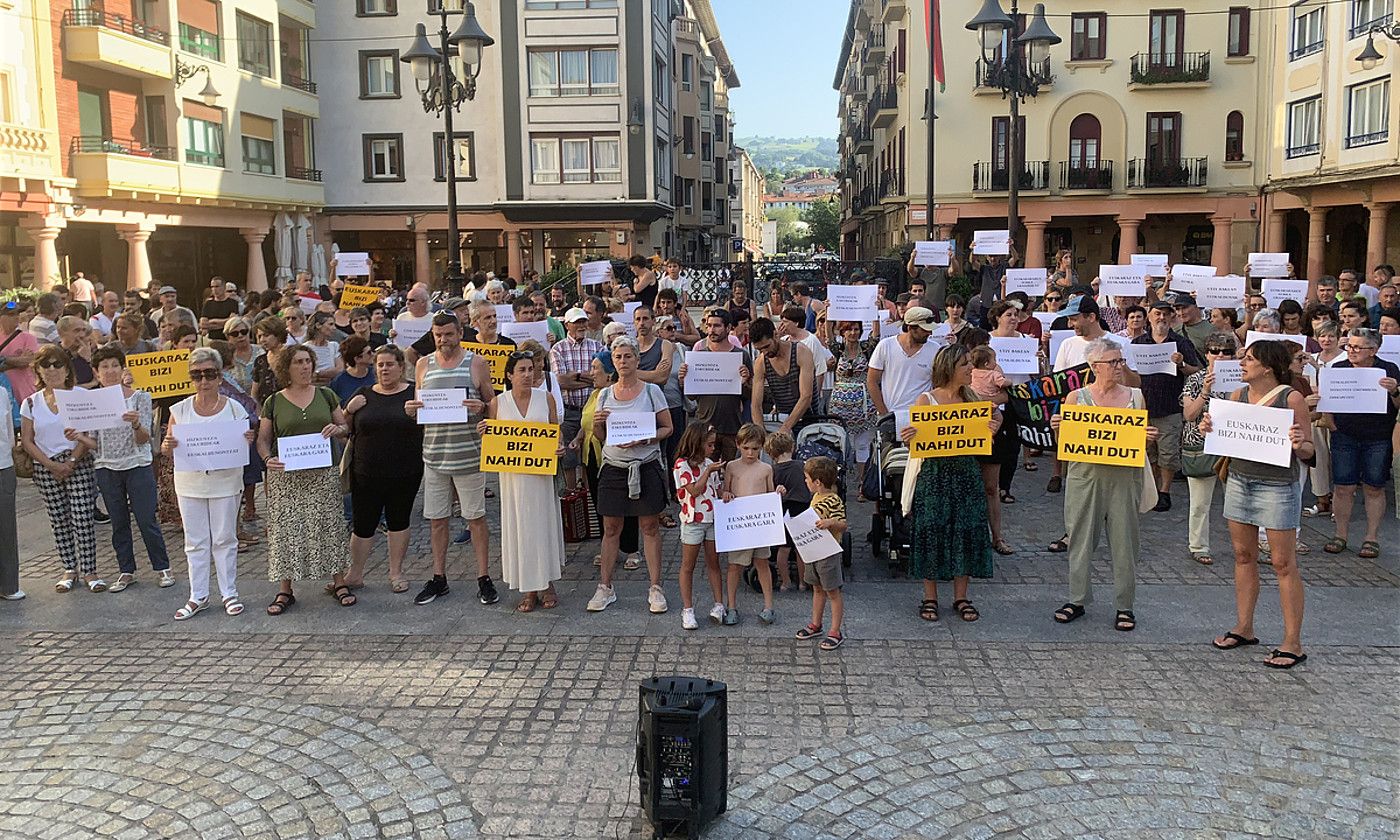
[729,145,763,260]
[834,0,1266,274]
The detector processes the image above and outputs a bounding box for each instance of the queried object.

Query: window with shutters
[183,101,225,167]
[1227,7,1250,56]
[240,113,276,174]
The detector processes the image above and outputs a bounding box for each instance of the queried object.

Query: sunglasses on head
[510,350,535,360]
[190,369,221,381]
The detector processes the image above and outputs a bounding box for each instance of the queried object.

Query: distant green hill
[736,136,838,174]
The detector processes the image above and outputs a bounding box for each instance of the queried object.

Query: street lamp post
[966,0,1059,254]
[1356,19,1400,70]
[401,1,494,295]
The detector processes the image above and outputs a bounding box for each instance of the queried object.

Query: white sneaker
[0,590,25,601]
[648,585,669,614]
[708,602,726,624]
[586,584,616,612]
[681,608,698,630]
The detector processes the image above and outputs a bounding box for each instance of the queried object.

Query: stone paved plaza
[1,465,1397,839]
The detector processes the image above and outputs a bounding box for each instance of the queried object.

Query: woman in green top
[256,344,352,614]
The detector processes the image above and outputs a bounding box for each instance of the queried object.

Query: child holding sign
[720,423,778,625]
[793,457,847,651]
[672,422,726,629]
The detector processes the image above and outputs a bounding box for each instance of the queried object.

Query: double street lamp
[401,1,494,294]
[966,0,1059,253]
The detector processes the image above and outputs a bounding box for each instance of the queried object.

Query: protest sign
[973,230,1011,255]
[297,295,321,315]
[1196,276,1246,309]
[683,351,744,395]
[578,260,614,287]
[1169,263,1216,293]
[500,320,551,346]
[278,433,333,471]
[913,240,951,267]
[1130,343,1178,376]
[1098,265,1147,297]
[1261,279,1309,309]
[392,315,432,349]
[1203,397,1293,466]
[714,491,786,553]
[908,402,994,457]
[480,420,560,475]
[461,342,513,391]
[784,507,843,564]
[989,336,1039,375]
[1211,360,1244,397]
[334,252,371,277]
[417,388,471,425]
[56,385,128,431]
[1130,254,1169,275]
[1004,268,1048,296]
[1057,404,1148,467]
[172,419,250,472]
[622,301,643,323]
[127,350,194,399]
[338,284,378,310]
[1247,252,1290,277]
[1318,367,1387,414]
[605,410,656,446]
[1380,335,1400,369]
[1031,311,1060,330]
[1048,329,1075,370]
[494,304,515,325]
[825,284,879,322]
[1245,331,1306,349]
[1005,363,1094,449]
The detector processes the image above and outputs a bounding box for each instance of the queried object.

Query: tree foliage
[802,199,840,253]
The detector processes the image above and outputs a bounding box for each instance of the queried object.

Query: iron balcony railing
[281,72,317,94]
[1289,39,1325,60]
[1126,157,1208,188]
[878,168,905,200]
[287,166,322,181]
[1350,12,1393,40]
[972,160,1051,192]
[1059,160,1114,190]
[70,135,176,160]
[870,82,898,113]
[1129,51,1210,83]
[1285,142,1321,159]
[1346,130,1389,148]
[62,8,170,45]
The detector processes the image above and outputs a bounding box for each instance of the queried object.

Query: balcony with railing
[286,166,322,182]
[281,72,318,95]
[1346,128,1390,149]
[69,135,180,197]
[877,167,905,201]
[1350,11,1393,39]
[1059,160,1114,191]
[1129,52,1210,86]
[974,56,1054,93]
[62,7,172,80]
[972,161,1051,192]
[1126,157,1208,189]
[870,82,899,129]
[881,0,906,23]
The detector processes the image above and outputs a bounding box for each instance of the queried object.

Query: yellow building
[730,145,764,260]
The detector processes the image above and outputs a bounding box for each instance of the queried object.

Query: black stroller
[863,413,911,576]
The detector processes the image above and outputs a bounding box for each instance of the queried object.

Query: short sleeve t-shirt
[672,457,720,523]
[868,334,937,413]
[811,491,845,525]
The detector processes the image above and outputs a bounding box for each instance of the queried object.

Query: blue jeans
[96,465,171,573]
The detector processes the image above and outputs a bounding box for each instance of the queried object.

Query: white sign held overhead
[783,507,843,564]
[1098,265,1147,297]
[1203,398,1294,467]
[1261,279,1309,309]
[913,240,952,267]
[714,492,786,553]
[334,252,371,277]
[1004,268,1048,297]
[1168,263,1217,293]
[578,260,614,287]
[1196,276,1246,310]
[683,351,744,396]
[972,230,1011,255]
[1247,252,1290,278]
[1130,254,1169,276]
[1318,367,1388,414]
[825,284,880,322]
[989,336,1039,375]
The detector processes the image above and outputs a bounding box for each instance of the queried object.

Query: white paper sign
[784,507,843,564]
[1099,265,1147,297]
[1204,398,1294,467]
[683,351,744,396]
[1004,268,1048,297]
[989,336,1039,375]
[578,260,614,287]
[1130,342,1178,376]
[1261,279,1309,309]
[494,304,515,325]
[622,301,644,324]
[913,240,951,267]
[500,320,551,346]
[1245,331,1307,349]
[825,285,879,321]
[714,491,786,553]
[1318,367,1387,414]
[1248,252,1290,278]
[1211,360,1244,397]
[297,295,322,315]
[973,230,1011,255]
[1196,276,1246,310]
[605,410,656,446]
[1031,311,1061,330]
[1130,254,1169,276]
[1170,263,1217,293]
[55,385,128,431]
[335,252,371,277]
[417,388,471,424]
[895,408,911,438]
[392,315,432,349]
[1049,329,1075,370]
[278,433,333,472]
[1380,335,1400,369]
[1103,332,1137,369]
[172,419,250,472]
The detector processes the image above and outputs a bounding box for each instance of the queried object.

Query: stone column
[1266,210,1287,253]
[507,229,523,281]
[240,228,269,293]
[1023,221,1048,268]
[1116,217,1143,265]
[21,218,64,291]
[414,231,431,285]
[115,225,155,291]
[1209,215,1234,275]
[1365,202,1391,272]
[1306,207,1328,281]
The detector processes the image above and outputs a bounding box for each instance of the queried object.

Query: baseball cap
[442,297,469,311]
[158,285,177,295]
[564,307,589,323]
[1149,300,1174,312]
[1061,296,1100,317]
[903,306,937,330]
[1170,293,1198,308]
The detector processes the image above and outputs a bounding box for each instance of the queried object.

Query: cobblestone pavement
[3,468,1398,839]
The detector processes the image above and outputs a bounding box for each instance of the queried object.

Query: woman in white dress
[480,349,566,611]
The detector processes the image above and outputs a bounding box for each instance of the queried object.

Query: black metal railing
[1126,157,1208,188]
[62,8,170,45]
[1350,12,1393,40]
[1288,39,1324,60]
[975,56,1054,89]
[287,166,322,181]
[1346,130,1389,148]
[871,82,898,113]
[972,160,1050,192]
[69,135,176,159]
[281,72,317,94]
[1285,142,1320,158]
[877,167,904,200]
[1129,51,1210,83]
[1059,160,1114,190]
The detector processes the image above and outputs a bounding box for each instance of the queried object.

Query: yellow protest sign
[127,350,194,399]
[1057,404,1148,467]
[461,342,514,391]
[480,420,560,475]
[908,401,994,457]
[338,284,379,310]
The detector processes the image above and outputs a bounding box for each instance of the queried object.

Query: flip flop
[1212,632,1259,650]
[1264,649,1307,669]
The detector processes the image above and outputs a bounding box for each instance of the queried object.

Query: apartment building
[1263,0,1398,279]
[314,0,738,285]
[15,0,325,297]
[834,0,1266,272]
[729,145,763,260]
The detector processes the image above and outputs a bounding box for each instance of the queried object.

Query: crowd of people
[0,254,1396,665]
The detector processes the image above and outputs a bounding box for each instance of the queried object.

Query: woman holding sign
[478,350,565,611]
[1323,328,1400,560]
[1199,340,1315,668]
[899,345,1000,623]
[1181,332,1240,565]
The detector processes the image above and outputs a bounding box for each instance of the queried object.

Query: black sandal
[1114,610,1136,631]
[266,592,295,615]
[952,599,980,622]
[332,585,357,607]
[999,490,1017,504]
[1212,632,1260,651]
[1053,603,1084,624]
[1264,649,1307,669]
[1047,535,1069,553]
[918,599,939,622]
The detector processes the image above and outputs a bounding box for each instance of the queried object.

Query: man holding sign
[1131,301,1203,511]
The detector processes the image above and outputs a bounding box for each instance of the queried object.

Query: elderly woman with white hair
[1249,307,1283,336]
[1050,337,1159,632]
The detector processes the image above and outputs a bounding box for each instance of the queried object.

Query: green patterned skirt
[264,466,350,582]
[909,456,994,581]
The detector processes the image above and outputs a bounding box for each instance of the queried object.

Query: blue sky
[711,0,846,139]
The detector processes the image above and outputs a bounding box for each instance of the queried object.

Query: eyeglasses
[190,369,221,381]
[1091,358,1128,367]
[1344,344,1378,352]
[226,329,249,337]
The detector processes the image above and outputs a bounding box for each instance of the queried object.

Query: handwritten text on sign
[481,420,560,475]
[1057,404,1148,467]
[714,491,786,553]
[338,284,379,310]
[127,350,194,399]
[908,402,994,457]
[461,342,514,391]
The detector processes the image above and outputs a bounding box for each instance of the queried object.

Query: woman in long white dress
[480,350,566,611]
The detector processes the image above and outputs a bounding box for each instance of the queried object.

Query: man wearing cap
[867,306,940,417]
[550,307,604,489]
[200,277,240,340]
[149,285,196,333]
[1133,301,1203,512]
[410,296,473,360]
[1053,295,1137,375]
[1170,293,1213,356]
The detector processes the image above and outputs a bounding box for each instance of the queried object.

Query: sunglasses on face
[226,329,249,337]
[190,369,221,381]
[38,360,66,369]
[1046,296,1063,302]
[1206,348,1234,355]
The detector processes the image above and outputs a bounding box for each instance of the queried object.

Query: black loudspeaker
[637,676,728,840]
